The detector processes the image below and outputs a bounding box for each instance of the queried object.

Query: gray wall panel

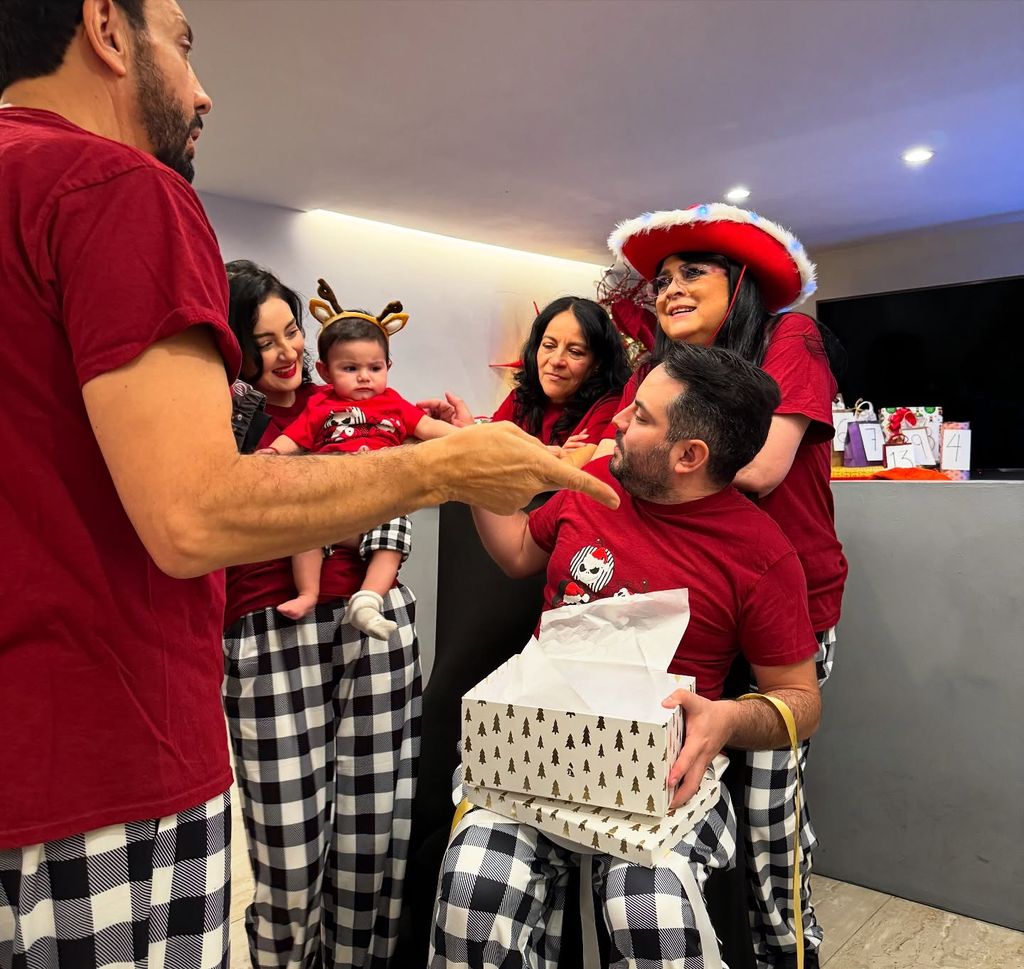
[809,481,1024,929]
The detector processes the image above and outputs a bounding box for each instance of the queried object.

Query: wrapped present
[879,406,942,463]
[882,407,918,469]
[467,754,727,868]
[462,591,694,818]
[940,421,971,480]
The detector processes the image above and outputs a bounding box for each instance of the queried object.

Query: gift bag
[844,418,884,467]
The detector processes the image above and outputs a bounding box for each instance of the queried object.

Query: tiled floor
[226,790,1024,968]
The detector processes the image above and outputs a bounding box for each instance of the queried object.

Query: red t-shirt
[282,386,425,453]
[528,459,817,700]
[0,108,241,849]
[224,384,368,627]
[597,315,847,629]
[758,314,848,629]
[492,390,622,446]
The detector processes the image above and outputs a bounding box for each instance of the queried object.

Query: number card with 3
[883,444,916,470]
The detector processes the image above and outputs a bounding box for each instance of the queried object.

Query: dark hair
[317,316,389,364]
[225,260,313,386]
[660,341,782,486]
[0,0,146,91]
[513,296,630,445]
[651,251,846,380]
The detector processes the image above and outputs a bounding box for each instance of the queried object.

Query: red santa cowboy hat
[607,203,817,313]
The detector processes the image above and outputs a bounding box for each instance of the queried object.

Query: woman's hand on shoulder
[417,391,475,427]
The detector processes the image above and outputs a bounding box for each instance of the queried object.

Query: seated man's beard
[609,432,673,501]
[133,42,199,183]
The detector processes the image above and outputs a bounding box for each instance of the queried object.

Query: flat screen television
[816,275,1024,477]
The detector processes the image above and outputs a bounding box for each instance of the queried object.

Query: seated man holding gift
[430,342,822,969]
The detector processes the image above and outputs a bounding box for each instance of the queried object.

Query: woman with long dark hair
[421,296,629,462]
[596,205,847,969]
[222,260,421,969]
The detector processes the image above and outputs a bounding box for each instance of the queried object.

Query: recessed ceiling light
[725,186,751,202]
[902,146,935,167]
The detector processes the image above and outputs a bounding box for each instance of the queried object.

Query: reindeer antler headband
[308,278,409,338]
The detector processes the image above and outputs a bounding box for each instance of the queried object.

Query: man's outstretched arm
[82,327,617,578]
[471,507,551,579]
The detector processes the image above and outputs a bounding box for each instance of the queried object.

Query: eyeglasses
[649,262,727,297]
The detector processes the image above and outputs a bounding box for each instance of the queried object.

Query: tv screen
[817,275,1024,475]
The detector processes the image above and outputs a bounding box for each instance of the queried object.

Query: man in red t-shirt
[0,2,616,964]
[430,343,821,969]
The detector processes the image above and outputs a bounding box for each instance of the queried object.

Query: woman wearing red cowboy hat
[595,203,848,969]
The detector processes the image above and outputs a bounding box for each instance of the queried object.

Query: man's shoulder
[0,108,194,205]
[717,488,799,565]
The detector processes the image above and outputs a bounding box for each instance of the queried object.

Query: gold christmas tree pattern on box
[462,699,685,818]
[465,755,725,868]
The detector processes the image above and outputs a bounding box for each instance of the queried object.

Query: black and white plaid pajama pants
[223,561,421,969]
[357,518,413,563]
[0,792,231,969]
[743,627,837,967]
[429,788,737,969]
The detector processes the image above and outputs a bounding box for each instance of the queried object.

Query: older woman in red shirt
[421,296,629,463]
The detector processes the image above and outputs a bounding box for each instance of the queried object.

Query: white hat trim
[607,203,817,311]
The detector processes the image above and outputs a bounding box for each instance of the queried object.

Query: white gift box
[462,591,696,818]
[465,753,727,867]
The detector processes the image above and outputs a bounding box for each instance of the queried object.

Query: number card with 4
[941,427,972,471]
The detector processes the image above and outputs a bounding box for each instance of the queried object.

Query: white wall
[808,212,1024,307]
[199,192,604,678]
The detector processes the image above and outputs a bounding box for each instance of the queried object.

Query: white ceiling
[185,0,1024,264]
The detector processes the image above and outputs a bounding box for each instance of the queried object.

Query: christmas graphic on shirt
[319,405,401,450]
[553,544,647,607]
[283,386,425,454]
[528,459,818,700]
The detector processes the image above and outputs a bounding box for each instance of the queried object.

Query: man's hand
[424,421,619,513]
[662,658,820,809]
[661,690,738,809]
